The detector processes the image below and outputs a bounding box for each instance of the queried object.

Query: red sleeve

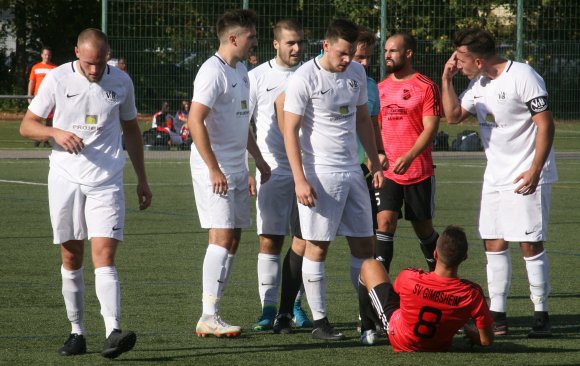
[470,286,493,329]
[422,81,443,117]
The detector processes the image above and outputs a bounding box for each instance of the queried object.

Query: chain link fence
[106,0,580,120]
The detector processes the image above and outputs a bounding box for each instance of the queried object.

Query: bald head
[75,28,110,82]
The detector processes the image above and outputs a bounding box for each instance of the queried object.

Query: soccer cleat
[253,305,277,331]
[273,313,294,334]
[311,317,345,341]
[196,314,241,338]
[360,329,378,346]
[528,311,552,338]
[101,329,137,359]
[490,311,509,336]
[293,300,313,328]
[58,333,87,356]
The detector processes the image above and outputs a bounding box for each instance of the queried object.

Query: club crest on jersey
[402,89,411,100]
[347,79,359,91]
[529,96,548,113]
[104,90,119,104]
[497,91,506,103]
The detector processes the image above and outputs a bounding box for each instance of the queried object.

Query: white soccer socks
[302,257,327,321]
[485,249,512,313]
[257,253,280,307]
[219,254,236,298]
[349,255,365,291]
[202,244,228,315]
[524,251,551,311]
[94,266,121,337]
[61,265,85,335]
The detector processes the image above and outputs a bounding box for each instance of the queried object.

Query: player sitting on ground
[358,225,494,351]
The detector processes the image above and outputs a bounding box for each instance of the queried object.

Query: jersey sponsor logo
[321,88,332,95]
[525,229,536,235]
[528,96,549,115]
[266,86,279,92]
[232,83,238,88]
[85,115,98,125]
[112,226,122,231]
[66,93,80,98]
[104,90,119,104]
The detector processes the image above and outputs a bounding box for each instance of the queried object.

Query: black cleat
[58,333,87,356]
[490,311,508,336]
[101,329,136,359]
[528,311,552,338]
[311,317,345,341]
[273,313,294,334]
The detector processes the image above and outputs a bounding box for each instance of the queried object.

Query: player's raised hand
[295,179,317,207]
[209,167,228,195]
[53,129,84,154]
[442,51,459,80]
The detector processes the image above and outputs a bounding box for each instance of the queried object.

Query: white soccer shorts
[256,172,299,236]
[479,183,552,242]
[192,169,251,229]
[48,170,125,244]
[298,170,374,241]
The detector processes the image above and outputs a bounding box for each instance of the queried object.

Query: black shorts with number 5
[374,176,435,221]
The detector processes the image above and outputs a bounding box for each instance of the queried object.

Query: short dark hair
[454,28,496,59]
[41,46,52,53]
[216,9,257,40]
[395,32,416,53]
[356,28,376,49]
[436,225,469,267]
[325,19,359,44]
[77,28,109,48]
[273,19,303,41]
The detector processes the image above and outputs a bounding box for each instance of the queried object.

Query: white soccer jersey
[29,62,137,187]
[191,54,251,174]
[249,58,302,175]
[284,57,368,173]
[460,60,558,189]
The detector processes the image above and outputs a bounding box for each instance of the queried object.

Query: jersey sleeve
[284,74,311,116]
[517,64,549,103]
[355,65,368,107]
[193,64,224,109]
[422,81,443,117]
[119,75,138,121]
[28,70,56,118]
[459,79,477,114]
[248,70,258,121]
[469,285,494,329]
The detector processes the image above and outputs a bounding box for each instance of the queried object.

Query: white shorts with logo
[479,183,552,242]
[192,169,251,229]
[48,170,125,244]
[256,172,300,236]
[299,170,373,241]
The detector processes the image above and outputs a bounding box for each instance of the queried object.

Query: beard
[386,61,404,74]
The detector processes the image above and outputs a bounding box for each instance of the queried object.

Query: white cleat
[360,329,378,346]
[196,314,241,338]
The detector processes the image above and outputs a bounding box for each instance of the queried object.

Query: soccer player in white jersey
[283,19,384,341]
[19,28,152,359]
[248,19,313,332]
[188,9,271,338]
[441,28,557,338]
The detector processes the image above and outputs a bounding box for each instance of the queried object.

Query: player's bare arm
[393,115,439,175]
[274,92,286,133]
[441,52,470,124]
[20,109,84,154]
[121,118,153,210]
[188,101,228,194]
[27,80,35,104]
[355,104,384,189]
[246,129,271,184]
[513,110,555,195]
[283,110,317,207]
[463,323,494,347]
